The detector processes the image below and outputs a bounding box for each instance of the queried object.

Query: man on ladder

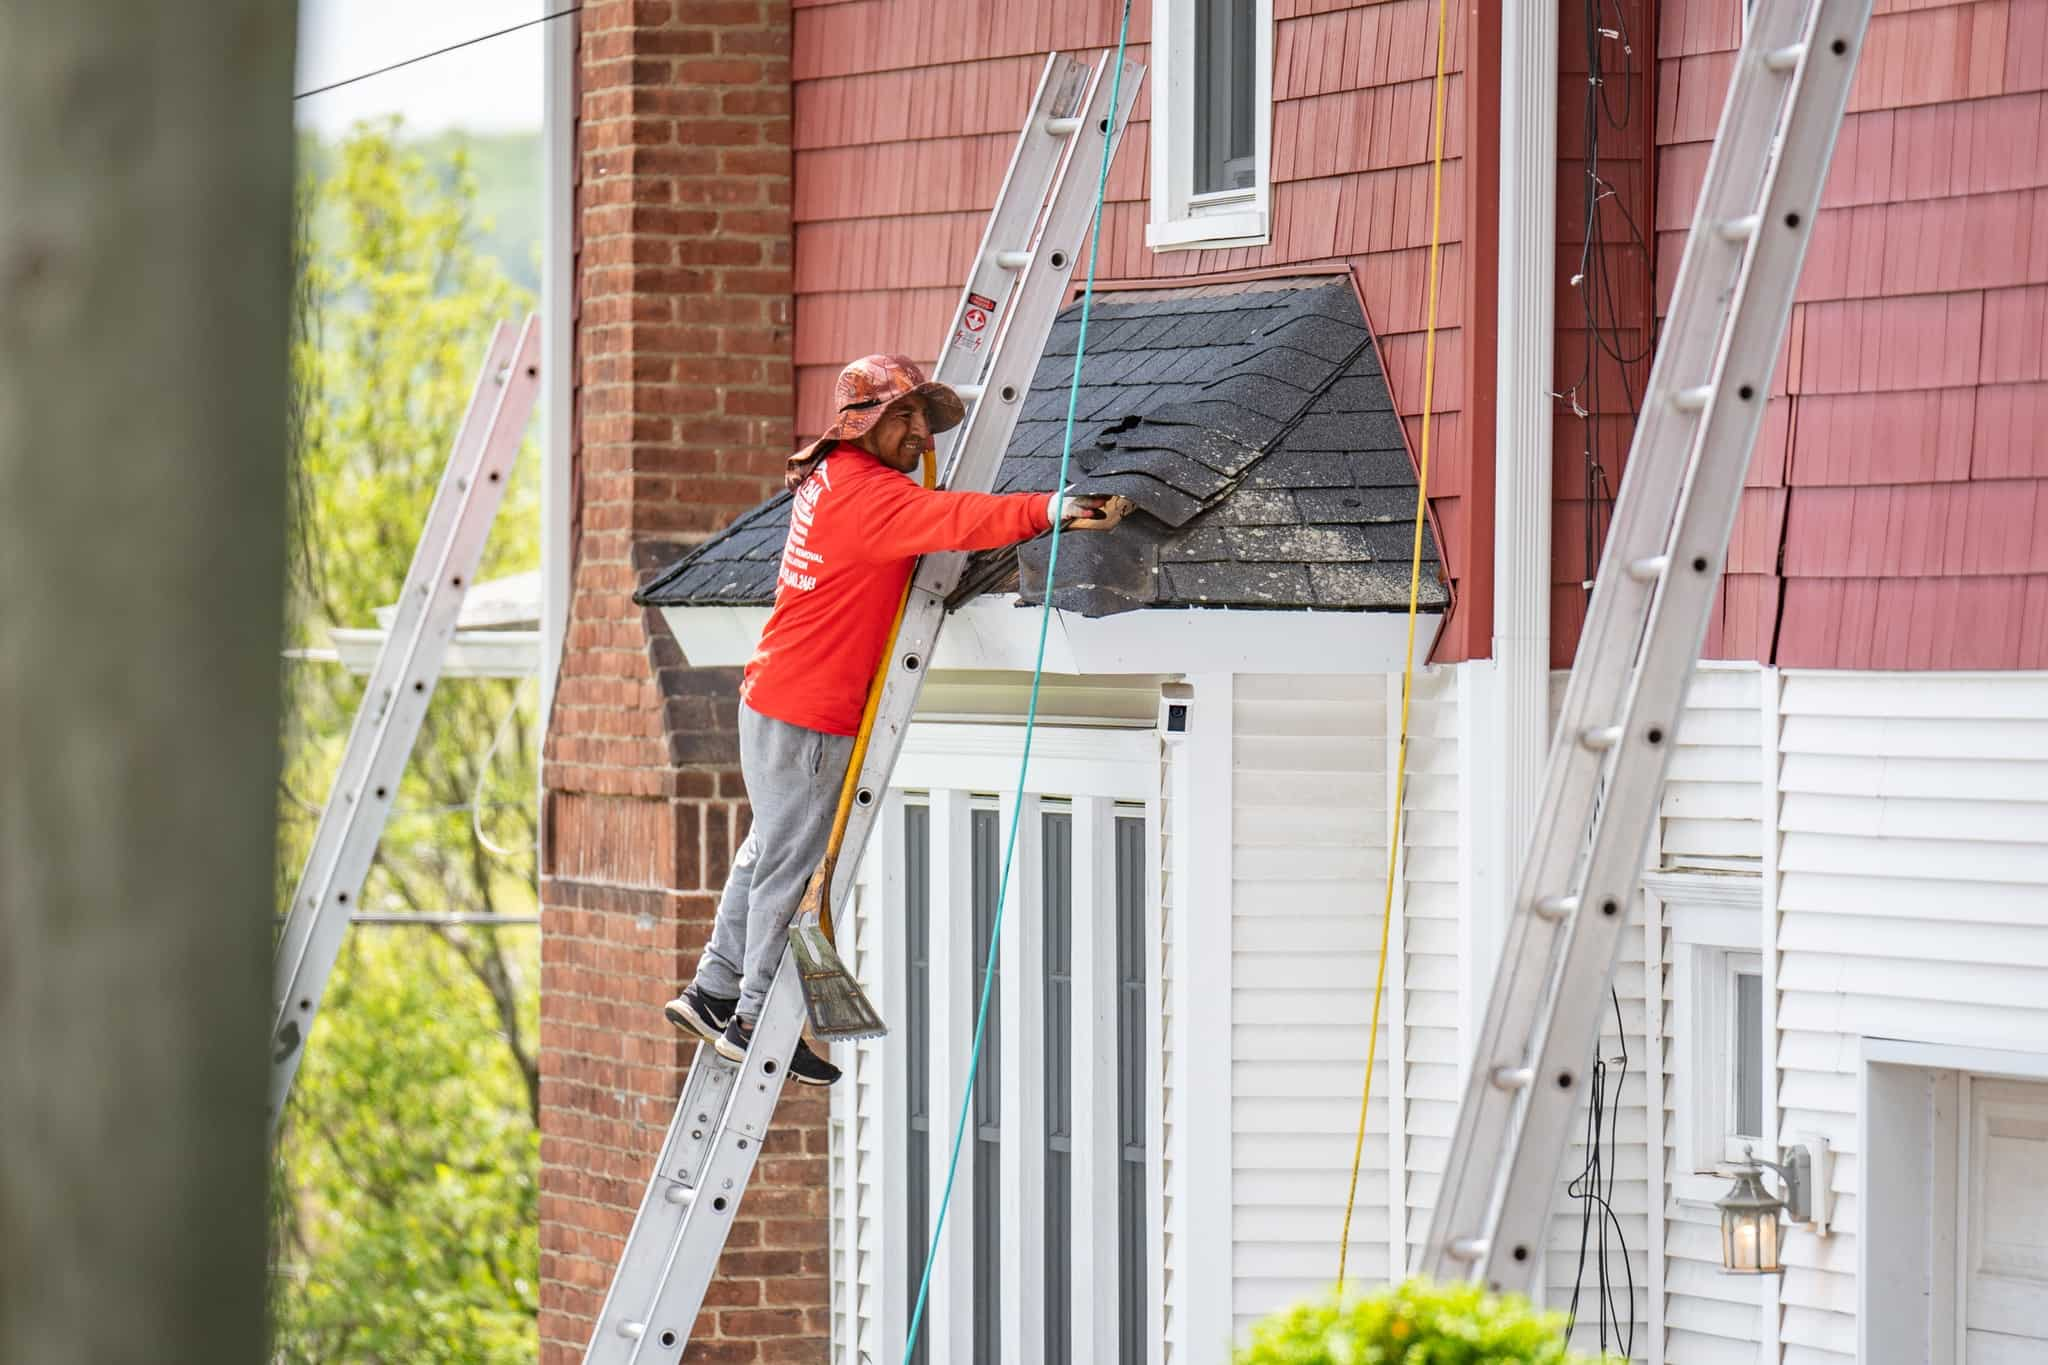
[662,352,1128,1084]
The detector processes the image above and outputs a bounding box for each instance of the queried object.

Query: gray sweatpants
[692,703,854,1022]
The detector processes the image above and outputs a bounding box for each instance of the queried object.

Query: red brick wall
[540,3,829,1361]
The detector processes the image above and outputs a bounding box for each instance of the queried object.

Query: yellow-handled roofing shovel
[784,585,904,1042]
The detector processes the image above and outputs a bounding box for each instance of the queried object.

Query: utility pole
[0,3,296,1361]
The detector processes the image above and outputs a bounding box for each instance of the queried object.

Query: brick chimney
[539,2,826,1360]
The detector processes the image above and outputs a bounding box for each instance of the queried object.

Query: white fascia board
[659,594,1442,677]
[328,627,541,679]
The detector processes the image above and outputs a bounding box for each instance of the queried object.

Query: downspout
[1474,8,1556,1036]
[539,7,576,730]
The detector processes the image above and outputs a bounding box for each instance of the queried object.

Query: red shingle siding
[788,0,1492,657]
[542,3,829,1361]
[1655,0,2048,669]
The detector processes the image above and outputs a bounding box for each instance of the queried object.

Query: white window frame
[1646,872,1768,1206]
[857,723,1161,1365]
[1147,0,1274,252]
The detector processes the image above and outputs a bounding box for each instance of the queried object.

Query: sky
[295,0,547,136]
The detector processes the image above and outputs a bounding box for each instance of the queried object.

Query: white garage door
[1962,1078,2048,1364]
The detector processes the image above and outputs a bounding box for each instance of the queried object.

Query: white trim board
[661,596,1442,677]
[891,723,1157,802]
[323,627,540,679]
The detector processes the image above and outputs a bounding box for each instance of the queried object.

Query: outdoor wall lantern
[1715,1142,1820,1274]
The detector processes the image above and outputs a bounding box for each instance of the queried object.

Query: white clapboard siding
[1775,670,2048,1365]
[1396,666,1462,1260]
[1662,665,1765,871]
[1231,673,1390,1337]
[1547,896,1654,1363]
[1646,666,1771,1364]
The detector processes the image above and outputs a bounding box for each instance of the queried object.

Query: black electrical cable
[293,6,582,102]
[1565,988,1637,1359]
[1562,4,1649,1355]
[1558,0,1659,597]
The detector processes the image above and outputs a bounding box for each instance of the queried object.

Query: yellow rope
[1336,0,1451,1292]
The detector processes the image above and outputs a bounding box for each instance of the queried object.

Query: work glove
[1047,491,1132,532]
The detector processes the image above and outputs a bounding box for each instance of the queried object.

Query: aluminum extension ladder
[1419,0,1871,1291]
[269,316,543,1138]
[582,51,1142,1363]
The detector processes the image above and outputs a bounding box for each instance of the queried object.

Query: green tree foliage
[1234,1279,1618,1365]
[272,120,542,1365]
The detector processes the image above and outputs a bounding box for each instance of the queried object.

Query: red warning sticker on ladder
[951,292,1001,355]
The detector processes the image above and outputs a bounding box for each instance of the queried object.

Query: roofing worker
[664,354,1129,1086]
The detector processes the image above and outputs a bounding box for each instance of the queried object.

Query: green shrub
[1234,1277,1615,1364]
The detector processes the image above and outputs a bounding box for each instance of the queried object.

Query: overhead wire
[293,6,582,102]
[1334,0,1450,1293]
[900,6,1135,1360]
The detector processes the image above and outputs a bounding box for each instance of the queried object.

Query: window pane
[1226,0,1255,184]
[1194,0,1257,194]
[904,804,931,1365]
[970,808,1002,1365]
[1042,811,1073,1365]
[1115,815,1147,1364]
[1734,970,1764,1139]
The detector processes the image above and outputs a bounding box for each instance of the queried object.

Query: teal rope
[901,10,1134,1360]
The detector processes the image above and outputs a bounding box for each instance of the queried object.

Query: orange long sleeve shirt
[740,443,1052,736]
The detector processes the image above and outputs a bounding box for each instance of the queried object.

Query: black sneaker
[713,1016,843,1087]
[663,984,736,1044]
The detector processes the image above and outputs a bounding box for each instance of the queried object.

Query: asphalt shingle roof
[636,276,1449,617]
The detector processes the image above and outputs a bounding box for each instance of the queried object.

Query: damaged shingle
[636,276,1447,619]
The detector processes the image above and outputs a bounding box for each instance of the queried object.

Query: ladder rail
[268,317,542,1133]
[930,54,1092,400]
[581,54,1143,1363]
[820,53,1143,941]
[1419,0,1870,1288]
[271,320,512,1012]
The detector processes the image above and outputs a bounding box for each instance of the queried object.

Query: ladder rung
[1764,42,1807,72]
[995,250,1031,270]
[1046,115,1083,136]
[1490,1066,1535,1091]
[1579,725,1623,751]
[664,1185,695,1207]
[1627,554,1670,583]
[1533,895,1579,922]
[953,384,985,404]
[1672,385,1715,412]
[618,1321,646,1341]
[1448,1237,1489,1262]
[1717,214,1761,243]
